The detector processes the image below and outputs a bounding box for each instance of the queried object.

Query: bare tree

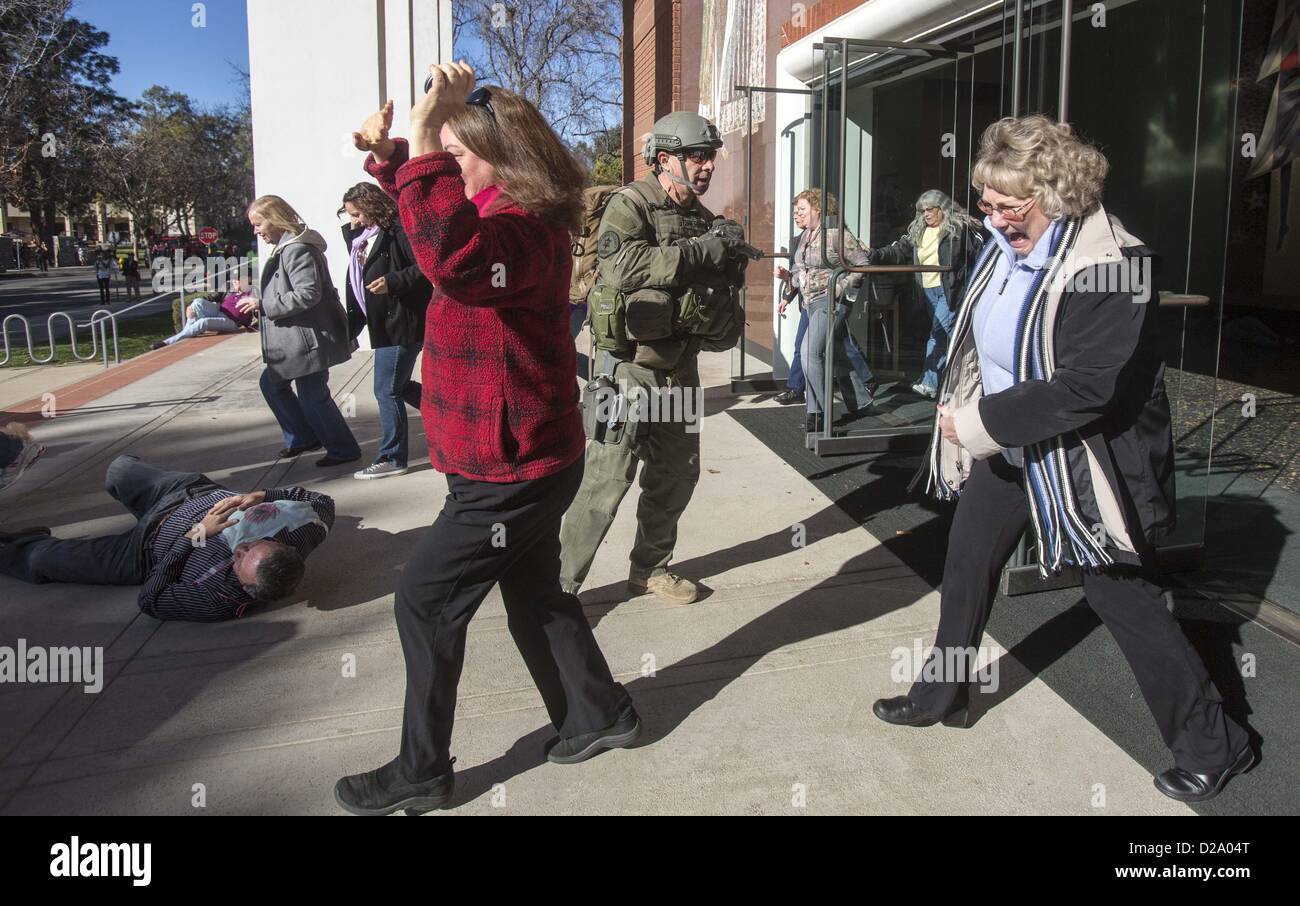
[453,0,621,144]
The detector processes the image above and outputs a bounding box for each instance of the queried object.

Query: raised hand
[410,60,476,156]
[353,100,396,160]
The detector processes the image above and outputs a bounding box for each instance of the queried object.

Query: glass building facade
[625,0,1293,577]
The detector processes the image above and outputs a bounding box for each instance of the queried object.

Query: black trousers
[0,454,214,585]
[910,455,1249,774]
[396,456,631,780]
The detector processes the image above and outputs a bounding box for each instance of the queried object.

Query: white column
[247,0,455,349]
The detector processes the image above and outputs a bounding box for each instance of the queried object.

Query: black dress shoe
[546,705,643,764]
[872,693,969,728]
[774,389,805,405]
[805,412,825,433]
[1153,745,1255,802]
[316,453,361,468]
[334,757,455,816]
[277,443,322,458]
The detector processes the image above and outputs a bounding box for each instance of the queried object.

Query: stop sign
[198,226,220,245]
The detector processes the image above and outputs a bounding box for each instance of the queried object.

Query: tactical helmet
[642,111,724,168]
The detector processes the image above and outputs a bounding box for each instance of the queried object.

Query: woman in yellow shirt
[868,190,985,398]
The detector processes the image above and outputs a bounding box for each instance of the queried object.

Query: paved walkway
[0,336,1199,814]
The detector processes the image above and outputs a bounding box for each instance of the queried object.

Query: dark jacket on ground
[868,221,985,305]
[341,222,432,348]
[258,229,353,381]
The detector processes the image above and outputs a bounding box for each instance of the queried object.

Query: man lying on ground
[0,454,334,621]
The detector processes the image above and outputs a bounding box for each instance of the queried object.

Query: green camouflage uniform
[559,171,744,591]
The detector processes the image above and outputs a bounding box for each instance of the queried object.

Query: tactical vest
[588,176,742,369]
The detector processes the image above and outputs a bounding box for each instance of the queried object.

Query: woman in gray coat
[242,195,360,467]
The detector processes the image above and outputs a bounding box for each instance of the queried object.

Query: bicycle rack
[1,310,118,368]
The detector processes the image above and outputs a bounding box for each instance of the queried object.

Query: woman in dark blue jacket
[876,116,1252,804]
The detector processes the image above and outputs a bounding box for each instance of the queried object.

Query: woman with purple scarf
[340,182,433,479]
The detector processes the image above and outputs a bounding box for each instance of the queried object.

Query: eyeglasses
[977,197,1036,222]
[682,147,718,164]
[466,86,496,119]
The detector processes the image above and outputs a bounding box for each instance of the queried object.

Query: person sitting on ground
[0,453,335,622]
[152,278,257,349]
[0,422,44,492]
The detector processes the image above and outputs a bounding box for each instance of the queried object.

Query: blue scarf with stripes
[1012,218,1113,574]
[927,216,1113,575]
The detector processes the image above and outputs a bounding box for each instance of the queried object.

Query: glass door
[809,37,972,454]
[730,83,813,393]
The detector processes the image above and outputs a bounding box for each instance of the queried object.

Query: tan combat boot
[628,572,699,605]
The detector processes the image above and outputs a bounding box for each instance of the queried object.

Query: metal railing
[0,259,251,369]
[1,310,118,367]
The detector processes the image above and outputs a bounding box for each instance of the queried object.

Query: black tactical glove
[677,233,732,272]
[708,219,762,260]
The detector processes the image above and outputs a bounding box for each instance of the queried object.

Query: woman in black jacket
[874,116,1253,803]
[340,182,433,479]
[867,189,984,398]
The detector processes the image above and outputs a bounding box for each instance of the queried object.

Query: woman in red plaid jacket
[334,62,639,816]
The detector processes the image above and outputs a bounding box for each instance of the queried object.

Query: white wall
[246,0,453,343]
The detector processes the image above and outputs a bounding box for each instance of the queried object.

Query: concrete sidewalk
[0,335,1192,815]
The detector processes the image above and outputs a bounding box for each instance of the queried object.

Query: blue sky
[72,0,251,109]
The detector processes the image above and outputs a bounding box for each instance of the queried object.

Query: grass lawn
[1,310,177,368]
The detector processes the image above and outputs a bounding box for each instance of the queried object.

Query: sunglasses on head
[420,76,497,119]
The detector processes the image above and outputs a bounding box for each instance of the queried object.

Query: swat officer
[558,111,751,605]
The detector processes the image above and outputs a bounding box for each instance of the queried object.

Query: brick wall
[780,0,871,48]
[624,0,680,182]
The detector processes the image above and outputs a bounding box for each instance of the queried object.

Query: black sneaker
[316,453,362,468]
[773,389,805,405]
[545,705,642,765]
[334,757,455,816]
[277,443,322,458]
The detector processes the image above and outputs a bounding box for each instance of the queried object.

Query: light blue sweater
[971,217,1063,466]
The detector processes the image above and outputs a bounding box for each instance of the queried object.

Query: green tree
[591,124,621,185]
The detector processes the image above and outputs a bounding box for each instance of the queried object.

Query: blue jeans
[802,303,875,415]
[786,307,809,393]
[834,305,875,389]
[373,342,422,467]
[259,368,360,459]
[919,285,956,393]
[164,298,240,344]
[0,455,215,585]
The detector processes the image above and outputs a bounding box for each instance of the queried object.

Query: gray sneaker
[628,572,699,605]
[353,461,409,480]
